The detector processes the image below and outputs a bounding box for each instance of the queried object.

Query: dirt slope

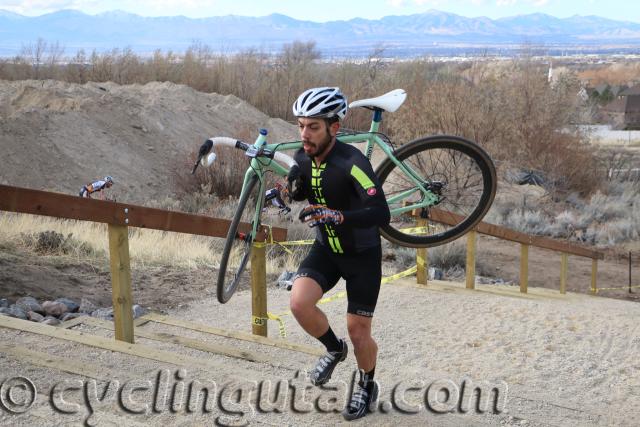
[0,80,298,203]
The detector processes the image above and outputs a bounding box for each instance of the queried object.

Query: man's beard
[307,132,333,159]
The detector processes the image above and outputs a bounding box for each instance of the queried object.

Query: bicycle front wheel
[217,174,260,303]
[376,135,496,248]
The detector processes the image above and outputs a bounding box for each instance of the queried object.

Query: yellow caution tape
[273,242,294,254]
[318,290,347,305]
[381,265,418,284]
[267,312,287,338]
[265,265,419,338]
[398,225,435,235]
[594,284,640,292]
[263,223,314,247]
[268,239,314,255]
[273,239,315,246]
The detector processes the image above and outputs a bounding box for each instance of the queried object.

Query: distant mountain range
[1,9,639,57]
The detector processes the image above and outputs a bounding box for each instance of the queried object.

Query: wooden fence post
[520,244,529,294]
[416,218,428,285]
[108,224,134,343]
[591,259,598,295]
[251,242,268,337]
[560,253,568,294]
[465,230,477,289]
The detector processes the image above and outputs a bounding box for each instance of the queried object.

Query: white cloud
[387,0,451,7]
[386,0,552,9]
[136,0,202,10]
[0,0,100,15]
[496,0,552,6]
[386,0,406,7]
[0,0,206,15]
[384,0,554,8]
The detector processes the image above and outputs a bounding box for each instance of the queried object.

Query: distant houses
[598,84,640,130]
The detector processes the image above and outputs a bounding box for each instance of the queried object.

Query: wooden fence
[1,184,606,345]
[0,184,287,343]
[414,207,604,294]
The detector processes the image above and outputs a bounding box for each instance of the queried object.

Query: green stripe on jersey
[350,165,375,190]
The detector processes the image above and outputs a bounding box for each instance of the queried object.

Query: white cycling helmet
[104,176,114,183]
[292,87,348,120]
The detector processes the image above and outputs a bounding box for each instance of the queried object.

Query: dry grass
[0,212,214,269]
[0,206,316,276]
[0,213,109,259]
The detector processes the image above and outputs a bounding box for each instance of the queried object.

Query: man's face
[298,118,339,159]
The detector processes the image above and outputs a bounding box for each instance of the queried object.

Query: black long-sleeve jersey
[291,140,390,254]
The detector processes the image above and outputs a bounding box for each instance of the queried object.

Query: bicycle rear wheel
[217,174,260,303]
[376,135,496,248]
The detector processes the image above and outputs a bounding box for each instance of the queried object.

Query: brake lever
[192,139,213,174]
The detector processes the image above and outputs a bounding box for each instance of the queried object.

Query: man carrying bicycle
[287,87,390,421]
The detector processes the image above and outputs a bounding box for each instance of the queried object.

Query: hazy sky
[1,0,638,23]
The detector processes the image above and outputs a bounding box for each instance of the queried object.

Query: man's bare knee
[289,295,312,318]
[289,277,322,317]
[347,319,372,347]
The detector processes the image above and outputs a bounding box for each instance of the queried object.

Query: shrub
[503,210,551,235]
[381,241,417,270]
[147,196,182,212]
[594,220,639,245]
[179,191,217,214]
[581,191,631,223]
[20,230,95,256]
[174,146,249,200]
[548,211,577,238]
[428,240,467,270]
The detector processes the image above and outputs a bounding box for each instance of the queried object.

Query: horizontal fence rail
[426,207,604,260]
[0,184,287,241]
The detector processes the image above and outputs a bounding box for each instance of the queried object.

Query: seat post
[369,108,383,133]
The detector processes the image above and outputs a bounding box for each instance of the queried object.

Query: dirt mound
[8,85,85,115]
[0,80,298,203]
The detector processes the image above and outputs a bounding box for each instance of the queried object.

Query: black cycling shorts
[294,241,382,317]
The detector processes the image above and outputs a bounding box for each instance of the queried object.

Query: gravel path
[3,276,638,426]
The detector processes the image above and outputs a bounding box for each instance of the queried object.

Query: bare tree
[276,40,321,120]
[19,38,48,79]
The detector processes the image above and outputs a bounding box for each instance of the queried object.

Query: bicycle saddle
[349,89,406,112]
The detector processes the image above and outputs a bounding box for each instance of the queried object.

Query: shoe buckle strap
[349,387,368,407]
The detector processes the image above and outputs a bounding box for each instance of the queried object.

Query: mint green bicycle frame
[239,111,439,241]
